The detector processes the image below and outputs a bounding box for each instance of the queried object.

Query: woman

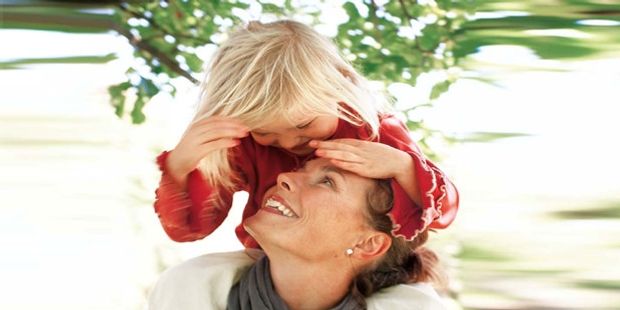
[149,158,446,309]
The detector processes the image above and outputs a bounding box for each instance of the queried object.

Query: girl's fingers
[193,115,246,126]
[315,149,364,163]
[191,117,249,133]
[193,120,249,133]
[311,138,361,147]
[311,141,361,155]
[194,127,248,144]
[329,159,362,174]
[198,138,240,156]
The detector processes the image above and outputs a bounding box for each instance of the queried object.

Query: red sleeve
[153,151,234,242]
[378,116,459,238]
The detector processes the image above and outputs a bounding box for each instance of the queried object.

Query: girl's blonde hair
[194,20,388,195]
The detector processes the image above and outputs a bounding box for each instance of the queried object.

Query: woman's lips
[264,195,299,218]
[261,206,288,217]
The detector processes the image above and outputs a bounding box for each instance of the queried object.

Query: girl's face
[250,111,339,155]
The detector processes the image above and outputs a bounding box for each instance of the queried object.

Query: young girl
[154,20,458,248]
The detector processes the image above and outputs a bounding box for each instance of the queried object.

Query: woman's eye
[321,177,334,187]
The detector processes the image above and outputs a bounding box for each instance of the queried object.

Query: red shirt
[154,115,459,247]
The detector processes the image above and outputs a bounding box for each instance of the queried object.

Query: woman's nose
[277,173,296,192]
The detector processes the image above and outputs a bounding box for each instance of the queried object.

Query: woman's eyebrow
[321,165,346,184]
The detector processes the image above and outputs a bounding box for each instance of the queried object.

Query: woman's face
[245,158,375,260]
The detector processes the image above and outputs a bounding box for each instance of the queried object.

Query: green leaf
[429,80,451,100]
[343,2,360,20]
[418,24,442,51]
[361,61,380,76]
[131,96,146,124]
[261,3,284,15]
[108,81,131,117]
[183,53,204,72]
[139,77,159,97]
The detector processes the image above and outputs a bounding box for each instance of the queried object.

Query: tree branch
[112,24,199,84]
[119,4,213,45]
[399,0,414,26]
[368,0,384,42]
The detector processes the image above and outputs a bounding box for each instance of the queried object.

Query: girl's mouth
[288,142,312,154]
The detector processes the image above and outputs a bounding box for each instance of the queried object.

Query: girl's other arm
[310,116,459,231]
[380,117,459,229]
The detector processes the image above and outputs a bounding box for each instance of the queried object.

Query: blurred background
[1,0,619,309]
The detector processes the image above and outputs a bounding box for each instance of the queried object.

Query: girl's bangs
[280,80,342,124]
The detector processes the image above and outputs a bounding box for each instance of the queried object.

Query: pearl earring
[345,248,354,256]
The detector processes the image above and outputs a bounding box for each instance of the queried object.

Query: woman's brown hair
[351,180,445,307]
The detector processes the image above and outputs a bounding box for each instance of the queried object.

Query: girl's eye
[296,120,314,129]
[252,132,270,137]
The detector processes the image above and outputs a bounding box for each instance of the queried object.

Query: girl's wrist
[394,150,413,181]
[166,151,191,186]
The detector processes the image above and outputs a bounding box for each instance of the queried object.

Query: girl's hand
[167,116,249,187]
[310,139,412,180]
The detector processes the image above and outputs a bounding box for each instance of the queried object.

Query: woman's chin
[245,210,293,239]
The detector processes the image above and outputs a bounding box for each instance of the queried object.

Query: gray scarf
[227,256,362,310]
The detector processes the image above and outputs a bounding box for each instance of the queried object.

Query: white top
[148,250,447,310]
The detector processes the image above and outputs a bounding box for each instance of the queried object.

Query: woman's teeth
[265,198,297,218]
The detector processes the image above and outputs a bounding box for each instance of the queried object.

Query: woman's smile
[263,196,299,218]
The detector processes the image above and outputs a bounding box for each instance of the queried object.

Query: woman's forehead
[303,159,369,185]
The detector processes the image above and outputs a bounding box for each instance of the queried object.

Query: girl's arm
[311,115,459,237]
[153,116,250,242]
[378,116,459,230]
[391,149,459,229]
[154,151,233,242]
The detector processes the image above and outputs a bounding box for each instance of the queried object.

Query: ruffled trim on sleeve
[388,150,449,241]
[376,115,458,241]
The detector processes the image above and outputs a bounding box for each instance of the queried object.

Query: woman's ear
[354,232,391,260]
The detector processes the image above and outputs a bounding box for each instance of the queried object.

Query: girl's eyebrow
[253,117,316,133]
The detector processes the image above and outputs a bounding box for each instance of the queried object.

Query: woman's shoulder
[148,250,446,310]
[148,250,261,310]
[367,282,447,310]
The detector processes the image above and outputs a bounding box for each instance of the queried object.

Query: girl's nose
[277,135,299,150]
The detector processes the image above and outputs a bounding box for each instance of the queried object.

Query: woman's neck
[268,254,355,310]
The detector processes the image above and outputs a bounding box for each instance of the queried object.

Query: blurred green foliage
[550,201,620,219]
[5,0,618,152]
[0,54,117,70]
[109,0,476,129]
[574,280,620,291]
[457,243,512,262]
